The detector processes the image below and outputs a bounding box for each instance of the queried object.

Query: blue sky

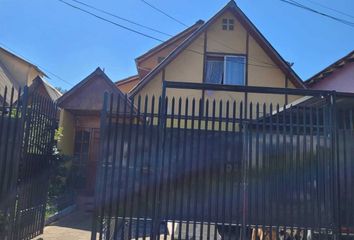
[1,0,353,90]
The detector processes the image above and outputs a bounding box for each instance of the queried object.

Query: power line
[58,0,166,42]
[68,0,276,67]
[137,0,278,67]
[279,0,354,28]
[0,42,73,87]
[139,0,188,27]
[301,0,354,20]
[57,0,279,69]
[70,0,173,37]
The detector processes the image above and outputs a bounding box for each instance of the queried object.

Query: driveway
[33,210,93,240]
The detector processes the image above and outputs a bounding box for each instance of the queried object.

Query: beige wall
[133,10,301,117]
[0,49,43,88]
[58,109,75,155]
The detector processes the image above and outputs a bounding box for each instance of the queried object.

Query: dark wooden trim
[285,75,289,105]
[201,31,208,115]
[245,33,249,117]
[205,51,247,57]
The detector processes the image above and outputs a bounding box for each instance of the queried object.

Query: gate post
[151,80,167,240]
[329,91,341,240]
[91,92,108,240]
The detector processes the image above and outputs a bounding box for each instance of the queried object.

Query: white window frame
[223,55,246,86]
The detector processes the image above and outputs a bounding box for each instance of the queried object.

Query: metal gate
[0,86,57,240]
[92,83,354,240]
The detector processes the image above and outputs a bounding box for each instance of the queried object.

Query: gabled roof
[57,67,130,108]
[115,75,140,93]
[305,50,354,87]
[28,76,62,101]
[0,47,47,77]
[130,0,305,97]
[135,20,204,63]
[115,74,139,86]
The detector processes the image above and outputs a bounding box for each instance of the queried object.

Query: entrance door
[87,129,100,195]
[73,128,100,196]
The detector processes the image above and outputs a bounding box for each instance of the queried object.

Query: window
[222,18,234,31]
[74,130,90,166]
[205,55,246,85]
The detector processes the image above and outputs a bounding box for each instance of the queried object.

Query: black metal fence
[92,84,354,240]
[0,87,57,240]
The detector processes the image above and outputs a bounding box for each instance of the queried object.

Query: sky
[0,0,353,90]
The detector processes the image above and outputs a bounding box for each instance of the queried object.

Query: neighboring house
[0,47,61,103]
[305,50,354,92]
[57,67,133,195]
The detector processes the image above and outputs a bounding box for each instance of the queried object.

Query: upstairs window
[205,55,246,86]
[222,18,234,31]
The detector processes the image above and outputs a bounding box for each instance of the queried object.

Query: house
[128,0,306,113]
[58,0,308,199]
[305,50,354,93]
[0,47,61,103]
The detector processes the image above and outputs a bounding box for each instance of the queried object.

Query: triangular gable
[58,67,130,111]
[130,0,305,97]
[28,76,62,101]
[135,20,204,78]
[0,47,47,77]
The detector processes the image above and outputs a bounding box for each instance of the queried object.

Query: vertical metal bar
[261,103,266,236]
[121,96,135,239]
[247,102,253,238]
[220,100,229,240]
[254,103,260,239]
[214,100,222,240]
[275,104,280,240]
[142,95,154,240]
[227,100,237,240]
[185,98,196,240]
[112,94,129,239]
[191,98,202,240]
[91,92,108,240]
[163,97,175,240]
[241,100,247,240]
[106,94,121,239]
[268,103,274,240]
[128,96,143,240]
[177,97,188,240]
[0,87,14,197]
[200,99,209,240]
[135,95,149,240]
[170,97,182,240]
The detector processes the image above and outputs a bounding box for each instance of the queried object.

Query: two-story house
[57,0,306,199]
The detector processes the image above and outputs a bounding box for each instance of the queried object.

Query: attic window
[222,18,234,31]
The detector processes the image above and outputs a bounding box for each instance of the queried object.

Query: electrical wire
[70,0,173,37]
[57,0,280,69]
[301,0,354,20]
[279,0,354,28]
[139,0,188,27]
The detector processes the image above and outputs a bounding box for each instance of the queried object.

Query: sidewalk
[33,210,93,240]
